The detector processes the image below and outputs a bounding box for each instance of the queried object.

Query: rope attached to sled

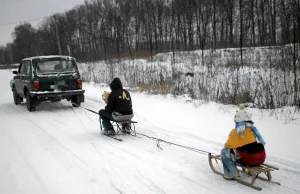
[76,103,213,155]
[71,102,99,114]
[136,132,211,155]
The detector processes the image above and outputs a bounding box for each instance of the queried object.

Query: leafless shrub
[78,46,299,110]
[137,80,173,95]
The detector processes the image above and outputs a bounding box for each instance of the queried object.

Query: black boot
[104,128,115,135]
[121,123,131,134]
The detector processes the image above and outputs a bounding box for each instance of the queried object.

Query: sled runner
[99,118,137,136]
[101,132,123,141]
[208,153,280,191]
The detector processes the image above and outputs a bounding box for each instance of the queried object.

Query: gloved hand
[102,91,110,104]
[256,137,262,144]
[251,126,266,146]
[230,152,236,161]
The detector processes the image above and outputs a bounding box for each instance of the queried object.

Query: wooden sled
[208,153,280,191]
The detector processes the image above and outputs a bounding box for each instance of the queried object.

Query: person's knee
[221,148,231,158]
[220,148,226,156]
[99,109,105,117]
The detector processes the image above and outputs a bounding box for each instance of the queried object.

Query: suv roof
[22,55,75,61]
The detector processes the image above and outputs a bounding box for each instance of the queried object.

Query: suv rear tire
[71,95,81,107]
[26,91,35,112]
[13,86,22,105]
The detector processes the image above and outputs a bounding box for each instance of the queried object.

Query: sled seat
[99,118,137,136]
[208,154,280,191]
[112,120,137,136]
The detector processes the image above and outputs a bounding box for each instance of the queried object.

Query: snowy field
[1,69,300,194]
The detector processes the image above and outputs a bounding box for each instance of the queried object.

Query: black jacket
[105,78,133,115]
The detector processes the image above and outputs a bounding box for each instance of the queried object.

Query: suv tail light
[33,81,40,91]
[77,79,82,89]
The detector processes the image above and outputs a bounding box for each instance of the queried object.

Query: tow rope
[73,102,214,155]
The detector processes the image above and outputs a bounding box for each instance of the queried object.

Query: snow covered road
[1,69,300,194]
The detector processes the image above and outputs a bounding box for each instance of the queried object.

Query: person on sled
[99,77,134,135]
[221,107,266,180]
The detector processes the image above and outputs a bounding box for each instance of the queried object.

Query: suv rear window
[34,59,76,74]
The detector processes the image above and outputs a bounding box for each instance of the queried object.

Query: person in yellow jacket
[221,107,266,180]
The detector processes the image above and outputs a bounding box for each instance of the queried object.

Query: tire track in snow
[0,119,51,194]
[7,103,126,193]
[9,98,300,194]
[3,67,300,194]
[83,93,300,193]
[12,100,141,194]
[9,104,90,168]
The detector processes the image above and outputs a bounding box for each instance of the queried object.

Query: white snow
[1,69,300,194]
[30,89,84,94]
[23,55,74,61]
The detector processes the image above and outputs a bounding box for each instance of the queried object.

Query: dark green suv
[11,55,85,111]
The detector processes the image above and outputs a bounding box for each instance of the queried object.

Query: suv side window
[25,61,31,75]
[19,62,26,75]
[19,61,31,75]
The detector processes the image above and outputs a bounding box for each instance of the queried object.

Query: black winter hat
[110,77,123,90]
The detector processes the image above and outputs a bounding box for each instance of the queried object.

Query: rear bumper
[30,89,85,97]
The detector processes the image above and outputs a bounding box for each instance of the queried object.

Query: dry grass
[79,51,155,62]
[136,81,173,95]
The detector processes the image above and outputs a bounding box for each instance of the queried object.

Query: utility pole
[54,15,62,55]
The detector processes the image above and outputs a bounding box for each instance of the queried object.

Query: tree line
[0,0,299,63]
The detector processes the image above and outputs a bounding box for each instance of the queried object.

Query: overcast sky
[0,0,85,46]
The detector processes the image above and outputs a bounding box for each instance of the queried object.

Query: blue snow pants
[220,148,239,178]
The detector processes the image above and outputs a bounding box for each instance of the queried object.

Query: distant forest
[0,0,299,63]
